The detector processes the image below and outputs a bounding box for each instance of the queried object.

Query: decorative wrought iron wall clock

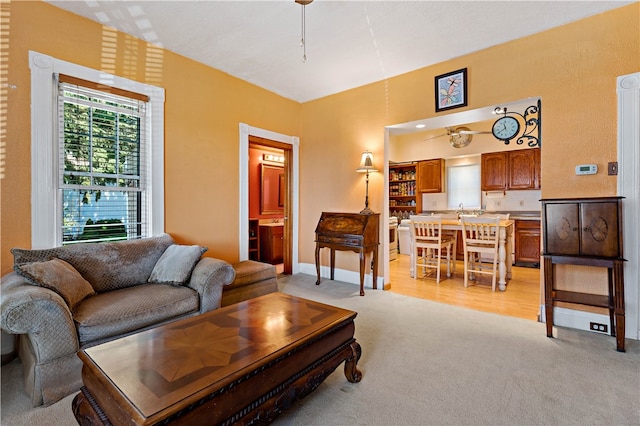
[491,99,541,147]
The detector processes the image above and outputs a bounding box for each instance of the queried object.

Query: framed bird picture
[435,68,467,112]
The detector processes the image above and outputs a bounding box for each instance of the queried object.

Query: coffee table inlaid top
[78,292,357,420]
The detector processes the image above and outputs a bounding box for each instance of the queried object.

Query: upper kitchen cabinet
[481,152,508,190]
[481,148,540,191]
[417,159,444,193]
[508,149,540,189]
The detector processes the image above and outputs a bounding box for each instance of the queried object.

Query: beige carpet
[2,273,639,425]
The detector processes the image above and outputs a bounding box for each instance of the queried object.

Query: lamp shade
[357,151,378,173]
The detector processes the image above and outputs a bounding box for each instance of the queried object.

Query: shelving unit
[248,219,259,261]
[389,162,420,220]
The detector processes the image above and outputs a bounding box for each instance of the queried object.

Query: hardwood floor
[388,254,542,321]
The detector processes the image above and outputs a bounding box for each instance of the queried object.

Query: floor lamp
[357,151,378,215]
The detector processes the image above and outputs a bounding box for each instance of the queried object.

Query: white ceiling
[46,1,634,103]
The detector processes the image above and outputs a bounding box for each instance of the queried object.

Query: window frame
[446,162,481,210]
[29,51,165,248]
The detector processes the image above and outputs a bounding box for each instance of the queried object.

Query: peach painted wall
[2,1,638,285]
[297,4,639,275]
[1,1,300,273]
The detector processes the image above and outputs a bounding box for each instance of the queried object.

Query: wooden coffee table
[72,292,362,425]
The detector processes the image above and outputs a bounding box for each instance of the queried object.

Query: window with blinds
[58,75,149,244]
[447,163,481,210]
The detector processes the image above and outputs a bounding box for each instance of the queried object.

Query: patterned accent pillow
[148,245,208,285]
[11,234,175,293]
[14,258,96,309]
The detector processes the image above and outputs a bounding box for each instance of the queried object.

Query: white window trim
[29,51,165,248]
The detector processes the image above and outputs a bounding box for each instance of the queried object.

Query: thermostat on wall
[575,164,598,175]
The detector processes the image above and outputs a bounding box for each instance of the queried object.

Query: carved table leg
[344,341,362,383]
[72,387,110,426]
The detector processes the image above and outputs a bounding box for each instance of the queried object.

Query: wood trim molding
[239,123,300,274]
[617,72,640,340]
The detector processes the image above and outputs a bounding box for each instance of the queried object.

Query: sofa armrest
[0,272,80,362]
[187,258,236,313]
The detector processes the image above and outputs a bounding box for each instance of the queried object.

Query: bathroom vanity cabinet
[260,224,284,264]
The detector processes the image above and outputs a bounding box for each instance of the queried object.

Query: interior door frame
[239,123,300,273]
[617,72,639,340]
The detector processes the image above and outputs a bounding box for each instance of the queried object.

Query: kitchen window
[447,163,481,210]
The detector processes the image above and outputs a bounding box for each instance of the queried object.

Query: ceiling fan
[423,126,492,148]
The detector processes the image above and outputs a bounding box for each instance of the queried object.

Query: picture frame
[435,68,467,112]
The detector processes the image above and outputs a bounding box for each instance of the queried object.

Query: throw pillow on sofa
[14,258,96,309]
[148,244,207,285]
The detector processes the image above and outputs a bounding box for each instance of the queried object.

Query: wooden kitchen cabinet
[515,219,540,266]
[541,197,625,351]
[481,148,540,191]
[481,152,508,191]
[417,159,444,193]
[508,149,538,189]
[259,225,284,264]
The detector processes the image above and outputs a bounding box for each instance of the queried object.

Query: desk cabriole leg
[330,249,336,281]
[358,250,365,296]
[372,247,378,290]
[315,244,321,285]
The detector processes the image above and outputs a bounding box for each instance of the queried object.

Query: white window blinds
[447,164,481,210]
[57,74,149,244]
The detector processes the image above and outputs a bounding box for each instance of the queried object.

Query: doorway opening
[249,138,288,274]
[383,98,543,321]
[239,123,299,275]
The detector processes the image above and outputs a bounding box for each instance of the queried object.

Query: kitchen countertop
[420,210,541,220]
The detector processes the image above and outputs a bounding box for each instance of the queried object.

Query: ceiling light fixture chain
[295,0,313,62]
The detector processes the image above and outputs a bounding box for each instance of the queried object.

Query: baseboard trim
[298,262,384,290]
[539,304,621,336]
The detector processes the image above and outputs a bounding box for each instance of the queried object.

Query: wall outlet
[589,322,608,333]
[495,200,501,208]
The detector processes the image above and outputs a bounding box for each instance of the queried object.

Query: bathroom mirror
[260,164,284,214]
